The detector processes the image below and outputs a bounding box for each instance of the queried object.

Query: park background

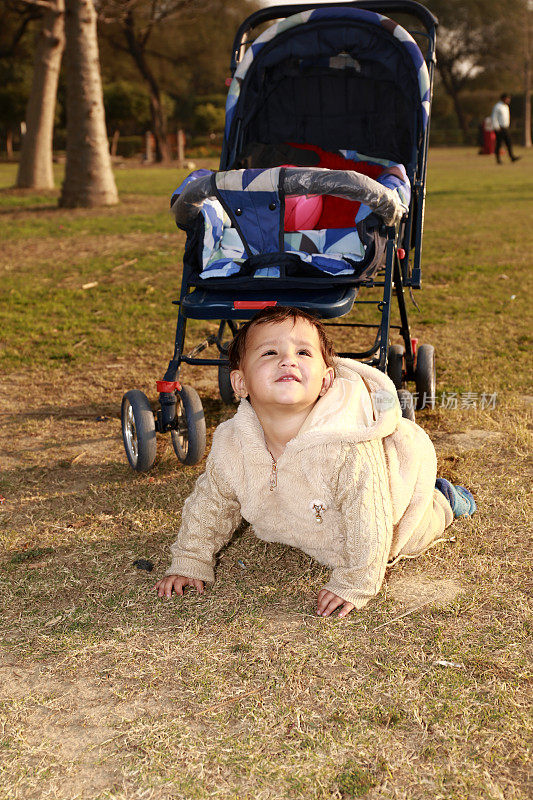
[1,0,532,164]
[0,2,532,800]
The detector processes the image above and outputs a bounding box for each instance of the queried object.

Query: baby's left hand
[317,589,355,618]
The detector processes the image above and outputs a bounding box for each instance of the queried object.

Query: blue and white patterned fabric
[199,199,232,271]
[224,7,431,143]
[284,229,364,276]
[354,162,410,223]
[172,170,231,270]
[202,226,365,279]
[215,168,282,256]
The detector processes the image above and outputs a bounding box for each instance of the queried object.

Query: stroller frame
[121,0,438,471]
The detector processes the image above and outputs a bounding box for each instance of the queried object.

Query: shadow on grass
[0,393,226,424]
[1,403,123,423]
[0,203,59,214]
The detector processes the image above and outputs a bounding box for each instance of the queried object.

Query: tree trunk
[6,129,14,160]
[437,60,470,143]
[525,6,532,148]
[525,60,532,148]
[59,0,118,207]
[450,88,469,143]
[149,91,171,163]
[16,0,65,189]
[111,129,120,157]
[123,11,171,163]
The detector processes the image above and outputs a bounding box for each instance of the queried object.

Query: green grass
[0,162,192,195]
[0,162,215,370]
[0,149,531,800]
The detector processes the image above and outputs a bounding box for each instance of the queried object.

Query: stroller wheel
[387,344,405,389]
[218,363,238,405]
[121,390,157,472]
[171,385,206,465]
[415,344,436,410]
[397,389,415,422]
[218,340,238,405]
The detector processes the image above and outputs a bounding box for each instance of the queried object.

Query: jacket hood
[294,357,401,449]
[232,357,401,455]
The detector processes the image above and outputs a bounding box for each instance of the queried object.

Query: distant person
[491,94,520,164]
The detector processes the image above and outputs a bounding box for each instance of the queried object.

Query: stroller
[121,0,438,472]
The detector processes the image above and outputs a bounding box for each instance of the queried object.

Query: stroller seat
[181,284,358,320]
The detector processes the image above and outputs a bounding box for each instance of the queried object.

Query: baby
[155,306,475,617]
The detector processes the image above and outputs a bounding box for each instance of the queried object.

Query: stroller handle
[172,167,407,229]
[231,2,438,74]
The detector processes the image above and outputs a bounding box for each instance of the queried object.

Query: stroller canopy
[224,6,431,169]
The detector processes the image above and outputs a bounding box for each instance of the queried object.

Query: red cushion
[287,143,385,228]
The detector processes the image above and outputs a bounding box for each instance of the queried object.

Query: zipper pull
[311,500,326,523]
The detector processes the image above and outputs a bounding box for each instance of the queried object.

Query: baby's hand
[154,574,204,599]
[317,589,355,618]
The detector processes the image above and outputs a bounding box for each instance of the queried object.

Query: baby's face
[230,319,334,414]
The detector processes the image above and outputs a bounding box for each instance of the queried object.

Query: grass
[0,149,532,800]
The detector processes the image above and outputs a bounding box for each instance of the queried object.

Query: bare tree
[478,0,532,148]
[429,0,527,142]
[60,0,118,207]
[16,0,65,189]
[430,1,502,141]
[97,0,199,162]
[0,1,43,58]
[522,0,532,147]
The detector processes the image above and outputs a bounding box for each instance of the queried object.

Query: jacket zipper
[267,451,277,491]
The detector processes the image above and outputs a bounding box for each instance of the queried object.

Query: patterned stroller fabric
[225,7,431,139]
[169,5,430,286]
[223,6,431,169]
[171,154,410,280]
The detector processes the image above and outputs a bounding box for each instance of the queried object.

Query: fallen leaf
[43,616,63,628]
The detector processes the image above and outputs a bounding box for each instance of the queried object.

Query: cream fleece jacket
[166,358,453,608]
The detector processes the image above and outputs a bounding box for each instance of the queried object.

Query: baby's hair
[227,306,336,372]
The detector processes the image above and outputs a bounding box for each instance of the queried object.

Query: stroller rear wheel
[387,344,404,389]
[121,390,157,472]
[415,344,436,410]
[218,342,238,405]
[171,385,207,465]
[218,363,238,405]
[397,388,415,421]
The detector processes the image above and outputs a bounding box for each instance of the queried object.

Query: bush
[193,102,226,135]
[429,129,476,146]
[108,135,144,158]
[104,82,151,133]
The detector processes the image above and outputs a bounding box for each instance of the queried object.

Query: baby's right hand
[153,574,205,599]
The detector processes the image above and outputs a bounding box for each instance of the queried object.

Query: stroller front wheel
[121,390,157,472]
[171,385,207,465]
